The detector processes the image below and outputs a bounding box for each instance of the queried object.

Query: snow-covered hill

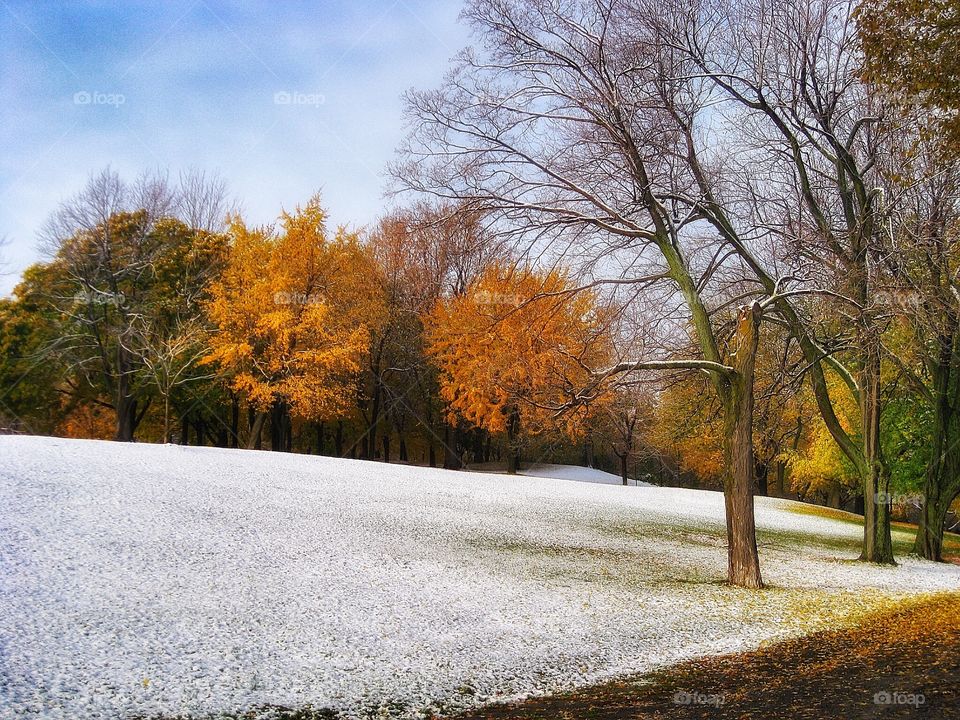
[1,436,957,719]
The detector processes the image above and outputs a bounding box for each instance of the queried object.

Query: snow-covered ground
[0,436,957,720]
[518,463,652,486]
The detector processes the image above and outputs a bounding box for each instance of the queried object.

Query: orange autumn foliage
[203,195,383,420]
[426,263,613,439]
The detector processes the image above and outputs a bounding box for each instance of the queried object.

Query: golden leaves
[204,195,383,420]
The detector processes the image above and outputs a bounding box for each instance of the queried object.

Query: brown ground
[451,593,960,720]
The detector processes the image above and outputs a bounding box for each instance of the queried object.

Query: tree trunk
[230,395,240,449]
[316,422,325,456]
[721,303,763,589]
[382,434,391,463]
[755,461,768,496]
[859,335,895,564]
[913,417,960,561]
[619,452,628,486]
[247,412,267,450]
[828,485,842,509]
[914,491,950,562]
[398,435,408,462]
[913,337,960,561]
[114,393,137,442]
[506,408,521,475]
[113,346,137,442]
[582,434,594,468]
[770,461,786,498]
[163,395,171,443]
[335,421,344,456]
[193,415,206,447]
[443,424,462,470]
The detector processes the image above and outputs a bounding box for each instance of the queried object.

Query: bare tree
[394,0,779,587]
[176,168,237,233]
[133,317,215,442]
[645,0,897,562]
[875,131,960,561]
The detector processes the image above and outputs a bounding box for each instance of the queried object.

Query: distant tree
[365,203,501,466]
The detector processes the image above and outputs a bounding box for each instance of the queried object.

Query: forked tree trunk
[914,491,950,562]
[721,303,763,589]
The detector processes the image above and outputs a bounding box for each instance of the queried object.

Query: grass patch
[783,501,960,558]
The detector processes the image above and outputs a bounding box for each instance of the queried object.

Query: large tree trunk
[914,491,951,562]
[619,452,629,486]
[115,396,137,442]
[721,303,763,589]
[859,335,895,564]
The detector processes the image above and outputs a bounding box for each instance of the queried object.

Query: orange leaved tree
[426,263,612,473]
[204,195,381,449]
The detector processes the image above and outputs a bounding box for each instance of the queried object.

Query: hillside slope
[1,436,957,719]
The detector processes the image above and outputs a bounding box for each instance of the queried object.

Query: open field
[1,436,958,719]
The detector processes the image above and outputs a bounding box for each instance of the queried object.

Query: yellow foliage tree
[783,375,860,507]
[204,195,381,448]
[426,263,612,472]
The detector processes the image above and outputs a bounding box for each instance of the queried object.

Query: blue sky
[0,0,469,295]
